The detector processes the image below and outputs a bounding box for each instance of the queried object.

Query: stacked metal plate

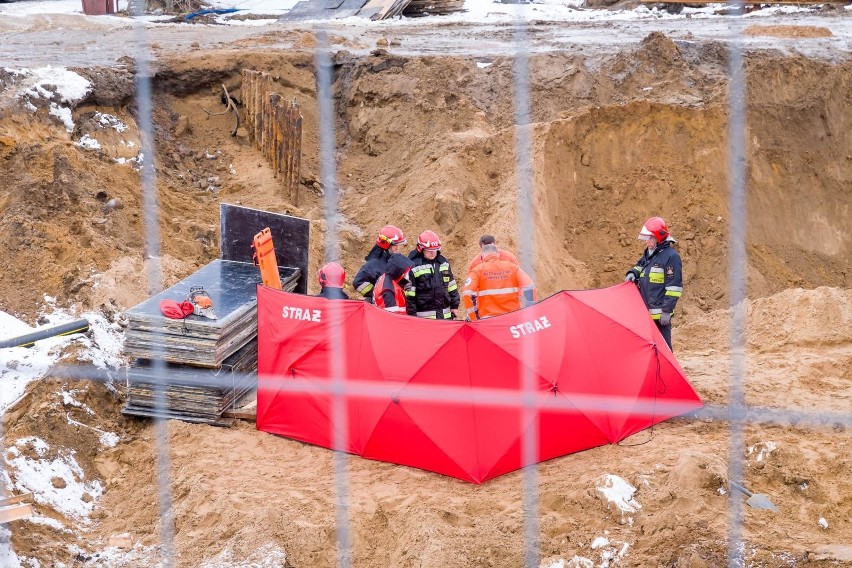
[123,259,299,367]
[122,340,259,426]
[121,258,300,425]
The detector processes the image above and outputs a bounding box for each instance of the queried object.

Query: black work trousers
[655,320,673,352]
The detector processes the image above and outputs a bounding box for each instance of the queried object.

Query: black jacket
[353,245,392,303]
[315,287,349,300]
[406,250,460,319]
[627,241,683,318]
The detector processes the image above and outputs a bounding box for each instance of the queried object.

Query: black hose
[0,318,90,349]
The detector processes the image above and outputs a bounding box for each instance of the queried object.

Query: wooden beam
[0,503,33,524]
[0,493,34,508]
[222,409,257,421]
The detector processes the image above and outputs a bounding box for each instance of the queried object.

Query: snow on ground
[0,0,837,27]
[0,0,128,17]
[0,527,23,568]
[0,305,124,415]
[1,304,124,565]
[201,544,290,568]
[3,65,91,132]
[6,438,104,520]
[596,474,641,515]
[13,66,91,103]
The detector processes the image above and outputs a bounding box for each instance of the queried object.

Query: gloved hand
[659,312,672,326]
[625,272,637,283]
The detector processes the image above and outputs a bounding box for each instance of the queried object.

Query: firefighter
[462,244,536,320]
[406,230,460,319]
[315,262,349,300]
[373,253,415,314]
[625,216,683,351]
[468,234,519,273]
[353,225,407,303]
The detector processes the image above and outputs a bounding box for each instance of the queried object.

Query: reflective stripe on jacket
[462,255,536,319]
[631,242,683,319]
[353,245,392,303]
[406,251,460,319]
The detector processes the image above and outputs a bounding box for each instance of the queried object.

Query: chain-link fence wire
[725,2,751,565]
[2,6,842,568]
[131,4,176,564]
[316,29,353,568]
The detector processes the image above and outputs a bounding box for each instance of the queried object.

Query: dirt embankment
[1,34,849,321]
[1,29,850,567]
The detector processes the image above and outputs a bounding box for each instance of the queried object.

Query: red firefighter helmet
[318,262,346,288]
[417,230,442,252]
[376,225,407,249]
[638,217,670,244]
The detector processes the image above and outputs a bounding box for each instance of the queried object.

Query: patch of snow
[590,537,609,550]
[7,449,103,520]
[74,312,125,369]
[76,134,102,150]
[85,542,164,568]
[16,437,51,457]
[206,0,299,19]
[0,526,23,568]
[26,514,69,532]
[818,517,828,529]
[596,474,641,514]
[49,103,75,133]
[748,441,777,462]
[62,391,90,412]
[476,61,493,68]
[800,482,808,491]
[215,16,280,25]
[1,308,123,415]
[99,432,120,448]
[16,66,91,103]
[95,113,129,133]
[65,414,120,448]
[200,543,289,568]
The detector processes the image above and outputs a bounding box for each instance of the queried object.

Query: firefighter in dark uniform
[406,230,460,320]
[625,216,683,351]
[373,253,415,314]
[315,262,349,300]
[353,225,407,303]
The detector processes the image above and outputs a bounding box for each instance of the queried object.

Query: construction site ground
[0,5,850,567]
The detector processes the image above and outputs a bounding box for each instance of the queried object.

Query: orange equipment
[252,227,282,290]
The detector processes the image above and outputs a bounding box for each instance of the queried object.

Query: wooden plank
[0,493,34,508]
[221,409,257,421]
[0,503,33,524]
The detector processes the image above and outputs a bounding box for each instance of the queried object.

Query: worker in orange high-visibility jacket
[462,244,536,320]
[467,234,519,274]
[373,253,415,315]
